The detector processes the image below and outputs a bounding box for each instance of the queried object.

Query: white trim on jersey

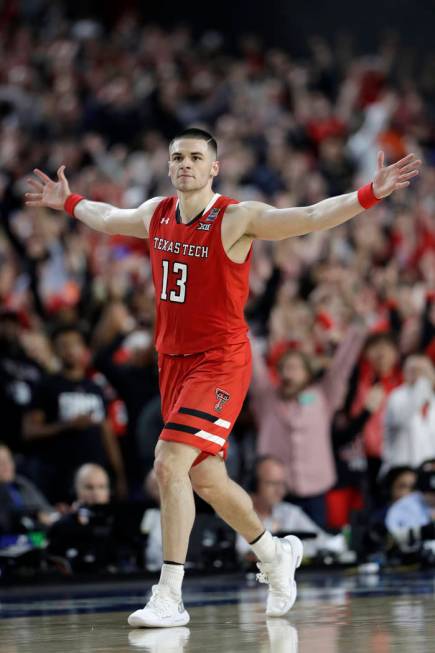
[175,193,221,216]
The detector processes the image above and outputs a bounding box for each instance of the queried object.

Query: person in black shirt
[23,325,127,503]
[92,302,159,493]
[0,310,45,453]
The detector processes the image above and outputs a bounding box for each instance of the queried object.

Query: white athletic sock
[158,563,185,597]
[250,530,277,563]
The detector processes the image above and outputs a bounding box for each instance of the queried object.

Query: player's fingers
[25,200,44,207]
[33,168,52,183]
[398,170,419,182]
[27,178,43,191]
[57,165,66,180]
[399,160,422,174]
[377,151,385,170]
[395,181,410,190]
[394,153,416,168]
[24,193,43,200]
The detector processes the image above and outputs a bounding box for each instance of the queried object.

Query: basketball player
[26,128,420,627]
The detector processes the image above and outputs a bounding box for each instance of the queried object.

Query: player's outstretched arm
[241,152,421,241]
[25,166,159,238]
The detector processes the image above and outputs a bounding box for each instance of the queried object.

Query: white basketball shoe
[128,585,190,628]
[256,535,303,617]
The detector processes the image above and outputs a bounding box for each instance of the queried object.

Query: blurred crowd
[1,5,435,576]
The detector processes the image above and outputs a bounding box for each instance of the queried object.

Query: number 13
[161,260,188,303]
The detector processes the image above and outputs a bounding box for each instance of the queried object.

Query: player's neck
[177,188,215,223]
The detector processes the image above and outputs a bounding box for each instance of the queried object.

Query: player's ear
[211,160,220,178]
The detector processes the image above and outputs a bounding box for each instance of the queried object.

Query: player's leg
[190,455,303,617]
[190,452,264,542]
[153,440,199,563]
[128,440,198,629]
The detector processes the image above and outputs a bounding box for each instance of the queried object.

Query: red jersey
[149,193,251,355]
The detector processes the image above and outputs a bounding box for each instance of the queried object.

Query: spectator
[364,466,417,555]
[328,383,385,529]
[251,322,367,527]
[0,442,56,534]
[73,463,111,506]
[349,332,402,496]
[236,456,346,561]
[386,460,435,553]
[92,302,159,492]
[48,464,115,571]
[381,355,435,474]
[23,325,126,503]
[0,309,46,453]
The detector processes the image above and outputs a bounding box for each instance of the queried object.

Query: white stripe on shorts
[214,418,231,429]
[193,430,226,447]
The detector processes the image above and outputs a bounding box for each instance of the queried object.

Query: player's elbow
[102,210,118,234]
[305,204,324,232]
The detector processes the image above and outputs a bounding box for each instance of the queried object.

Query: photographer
[386,460,435,555]
[48,464,146,573]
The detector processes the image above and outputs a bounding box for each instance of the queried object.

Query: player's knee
[153,453,187,487]
[191,479,220,504]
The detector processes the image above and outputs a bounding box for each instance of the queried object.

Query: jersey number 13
[160,260,188,303]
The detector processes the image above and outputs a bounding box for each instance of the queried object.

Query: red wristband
[64,194,85,217]
[357,183,380,210]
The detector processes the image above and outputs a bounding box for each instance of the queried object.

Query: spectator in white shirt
[381,355,435,476]
[236,456,346,560]
[386,459,435,552]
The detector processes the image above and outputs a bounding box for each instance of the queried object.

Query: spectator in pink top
[250,323,367,527]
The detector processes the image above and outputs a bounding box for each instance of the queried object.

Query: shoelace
[148,587,177,617]
[256,571,269,584]
[256,563,288,590]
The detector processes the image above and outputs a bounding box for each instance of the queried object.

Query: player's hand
[25,165,71,210]
[372,151,421,199]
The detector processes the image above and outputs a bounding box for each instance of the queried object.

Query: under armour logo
[160,217,170,224]
[215,388,230,412]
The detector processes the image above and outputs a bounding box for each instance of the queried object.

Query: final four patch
[206,208,220,222]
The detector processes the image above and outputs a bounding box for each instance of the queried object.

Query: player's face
[168,138,219,192]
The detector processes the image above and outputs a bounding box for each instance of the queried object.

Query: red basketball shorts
[158,340,252,466]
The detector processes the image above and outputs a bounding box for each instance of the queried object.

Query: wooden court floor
[1,572,435,652]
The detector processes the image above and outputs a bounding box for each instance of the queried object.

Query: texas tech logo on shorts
[215,388,230,412]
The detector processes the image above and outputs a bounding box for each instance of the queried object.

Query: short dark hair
[169,127,218,157]
[364,332,398,352]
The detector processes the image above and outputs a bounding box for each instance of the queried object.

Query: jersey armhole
[148,197,174,237]
[218,201,253,266]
